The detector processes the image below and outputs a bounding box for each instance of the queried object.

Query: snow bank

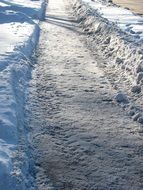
[71,0,143,123]
[0,0,47,189]
[72,0,143,81]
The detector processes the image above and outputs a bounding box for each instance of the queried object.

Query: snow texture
[83,0,143,41]
[0,0,46,189]
[72,0,143,123]
[25,0,143,189]
[0,0,143,188]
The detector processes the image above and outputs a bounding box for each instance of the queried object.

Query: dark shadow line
[46,19,85,35]
[46,15,78,24]
[47,18,78,28]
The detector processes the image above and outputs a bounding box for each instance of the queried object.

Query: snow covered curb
[0,0,47,189]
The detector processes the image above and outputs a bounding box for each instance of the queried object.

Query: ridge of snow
[0,0,47,189]
[72,0,143,79]
[72,0,143,123]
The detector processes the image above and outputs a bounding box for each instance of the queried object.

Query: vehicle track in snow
[26,0,143,189]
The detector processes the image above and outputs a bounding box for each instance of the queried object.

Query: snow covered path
[26,0,143,189]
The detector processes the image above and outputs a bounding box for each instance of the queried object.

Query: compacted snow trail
[26,0,143,189]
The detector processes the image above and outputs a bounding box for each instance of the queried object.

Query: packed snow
[25,0,143,189]
[0,0,143,189]
[0,0,46,189]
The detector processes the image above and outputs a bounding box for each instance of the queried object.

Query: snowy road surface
[26,0,143,189]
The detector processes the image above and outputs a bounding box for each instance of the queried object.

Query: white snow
[0,0,143,188]
[83,0,143,41]
[0,23,35,55]
[0,0,46,189]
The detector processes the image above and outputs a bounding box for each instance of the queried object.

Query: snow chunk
[137,72,143,84]
[131,85,141,94]
[137,116,143,124]
[128,110,135,117]
[115,92,129,104]
[133,113,142,121]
